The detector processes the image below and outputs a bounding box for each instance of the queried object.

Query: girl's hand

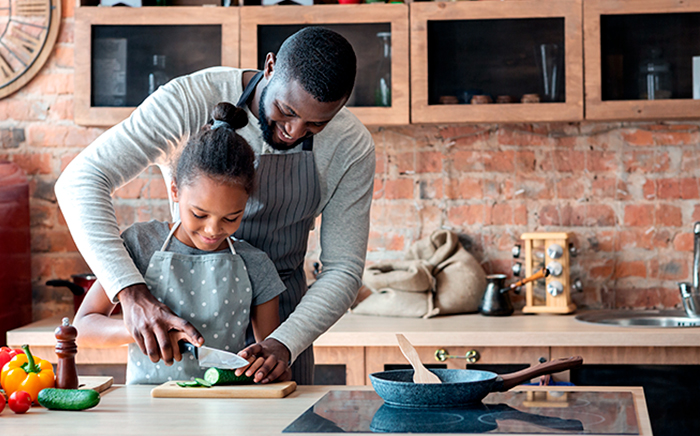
[236,338,291,383]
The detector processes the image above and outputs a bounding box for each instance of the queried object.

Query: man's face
[257,76,346,151]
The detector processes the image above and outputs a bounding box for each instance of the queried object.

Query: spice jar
[439,95,459,105]
[496,95,513,104]
[521,93,540,103]
[470,95,493,104]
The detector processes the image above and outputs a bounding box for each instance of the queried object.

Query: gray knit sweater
[54,67,375,362]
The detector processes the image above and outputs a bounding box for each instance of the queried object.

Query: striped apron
[234,71,321,384]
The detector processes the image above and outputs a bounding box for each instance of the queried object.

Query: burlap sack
[352,229,486,318]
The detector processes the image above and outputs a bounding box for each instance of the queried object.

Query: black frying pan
[369,356,582,408]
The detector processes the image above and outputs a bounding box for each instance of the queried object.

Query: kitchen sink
[575,309,700,328]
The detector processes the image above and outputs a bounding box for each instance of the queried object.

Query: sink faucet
[679,222,700,318]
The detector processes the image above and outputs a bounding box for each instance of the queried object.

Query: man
[55,27,375,385]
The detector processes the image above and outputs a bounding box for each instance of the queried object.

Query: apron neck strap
[237,71,264,109]
[161,221,237,255]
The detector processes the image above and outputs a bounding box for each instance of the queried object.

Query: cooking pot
[46,273,120,314]
[369,356,582,408]
[370,402,584,433]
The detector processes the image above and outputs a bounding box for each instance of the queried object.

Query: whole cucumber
[38,388,100,411]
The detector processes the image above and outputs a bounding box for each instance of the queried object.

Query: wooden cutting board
[78,376,114,393]
[150,380,297,398]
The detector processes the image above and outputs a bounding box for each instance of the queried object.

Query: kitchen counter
[0,385,652,436]
[8,312,700,385]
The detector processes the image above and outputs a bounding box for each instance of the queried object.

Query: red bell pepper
[0,347,24,372]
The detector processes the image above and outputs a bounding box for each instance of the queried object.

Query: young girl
[73,102,286,384]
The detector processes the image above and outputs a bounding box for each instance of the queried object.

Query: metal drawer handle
[434,348,480,363]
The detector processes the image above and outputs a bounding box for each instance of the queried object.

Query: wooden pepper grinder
[55,317,79,389]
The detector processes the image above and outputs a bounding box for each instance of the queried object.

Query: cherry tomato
[8,391,31,414]
[0,392,5,413]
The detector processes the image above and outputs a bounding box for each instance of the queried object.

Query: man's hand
[237,338,291,384]
[118,283,203,365]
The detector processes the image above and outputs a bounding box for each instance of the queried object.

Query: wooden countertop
[8,311,700,352]
[0,385,652,436]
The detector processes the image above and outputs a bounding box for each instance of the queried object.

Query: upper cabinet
[410,0,584,124]
[240,4,410,126]
[74,7,239,127]
[585,0,700,120]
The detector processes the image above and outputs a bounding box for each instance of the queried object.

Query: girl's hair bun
[211,102,248,130]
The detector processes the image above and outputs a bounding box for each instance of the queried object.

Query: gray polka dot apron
[235,71,321,385]
[126,221,253,384]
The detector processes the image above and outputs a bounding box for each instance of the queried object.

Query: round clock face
[0,0,61,98]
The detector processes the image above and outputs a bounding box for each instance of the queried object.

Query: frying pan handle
[497,356,583,391]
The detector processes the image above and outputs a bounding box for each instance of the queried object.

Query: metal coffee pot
[479,274,514,316]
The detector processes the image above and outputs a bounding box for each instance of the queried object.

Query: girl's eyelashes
[192,212,205,219]
[223,217,238,223]
[192,211,239,223]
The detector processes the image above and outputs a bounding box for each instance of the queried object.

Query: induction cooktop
[283,390,639,434]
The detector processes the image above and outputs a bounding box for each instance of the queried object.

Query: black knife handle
[178,340,198,358]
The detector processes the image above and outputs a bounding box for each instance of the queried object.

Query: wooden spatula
[396,334,441,384]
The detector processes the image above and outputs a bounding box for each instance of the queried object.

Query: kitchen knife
[178,340,250,370]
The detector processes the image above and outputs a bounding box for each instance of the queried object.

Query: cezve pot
[369,356,582,408]
[46,273,120,314]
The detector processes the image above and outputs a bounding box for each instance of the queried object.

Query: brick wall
[1,9,697,319]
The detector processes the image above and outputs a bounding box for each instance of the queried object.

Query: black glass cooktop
[283,390,640,434]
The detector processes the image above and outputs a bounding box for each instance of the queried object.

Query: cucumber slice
[195,377,212,387]
[176,381,201,388]
[203,367,253,385]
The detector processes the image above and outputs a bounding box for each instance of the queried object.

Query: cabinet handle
[434,348,480,363]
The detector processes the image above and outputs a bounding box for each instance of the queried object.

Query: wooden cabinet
[410,1,584,123]
[584,0,700,120]
[74,7,239,126]
[240,4,410,126]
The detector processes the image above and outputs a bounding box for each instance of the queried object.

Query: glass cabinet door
[75,7,239,127]
[585,0,700,121]
[411,1,583,124]
[240,4,409,126]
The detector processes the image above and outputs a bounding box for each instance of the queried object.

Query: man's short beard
[257,85,304,151]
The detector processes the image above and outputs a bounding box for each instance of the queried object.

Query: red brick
[554,136,577,147]
[624,151,654,173]
[515,175,552,200]
[621,129,654,146]
[693,205,700,222]
[624,204,654,227]
[682,149,700,173]
[642,179,656,199]
[419,179,442,199]
[26,124,103,147]
[613,261,647,278]
[654,131,697,145]
[148,179,169,199]
[367,230,405,252]
[514,204,527,225]
[496,129,551,146]
[0,99,47,121]
[515,150,537,172]
[591,176,616,199]
[57,21,73,44]
[136,203,170,223]
[556,176,585,199]
[25,73,74,95]
[585,204,617,227]
[389,152,414,175]
[451,151,482,172]
[373,179,384,199]
[538,204,560,226]
[674,232,694,251]
[483,151,515,172]
[48,97,73,121]
[418,205,443,235]
[649,257,689,281]
[451,132,490,148]
[61,0,74,17]
[370,203,419,228]
[445,177,482,200]
[375,152,386,175]
[417,151,442,173]
[585,230,615,252]
[553,150,586,172]
[60,152,80,172]
[655,204,682,227]
[587,150,617,172]
[657,179,680,199]
[561,204,585,226]
[616,229,654,251]
[114,178,147,199]
[582,258,614,279]
[488,203,512,225]
[50,45,74,69]
[448,204,484,226]
[114,204,136,227]
[12,153,53,175]
[439,125,485,140]
[384,179,414,199]
[681,178,700,199]
[32,230,78,253]
[30,204,56,228]
[614,288,678,309]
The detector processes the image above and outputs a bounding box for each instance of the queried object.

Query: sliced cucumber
[203,367,253,386]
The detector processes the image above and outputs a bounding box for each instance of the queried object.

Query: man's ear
[263,52,276,80]
[170,179,180,203]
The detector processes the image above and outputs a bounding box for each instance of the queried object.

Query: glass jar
[374,32,392,107]
[148,54,170,95]
[639,48,672,100]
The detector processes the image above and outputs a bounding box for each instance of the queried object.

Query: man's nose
[285,119,307,140]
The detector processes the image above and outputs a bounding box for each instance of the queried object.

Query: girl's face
[171,175,248,251]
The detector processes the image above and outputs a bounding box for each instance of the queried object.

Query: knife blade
[178,340,250,370]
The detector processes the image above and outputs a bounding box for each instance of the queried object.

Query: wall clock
[0,0,61,99]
